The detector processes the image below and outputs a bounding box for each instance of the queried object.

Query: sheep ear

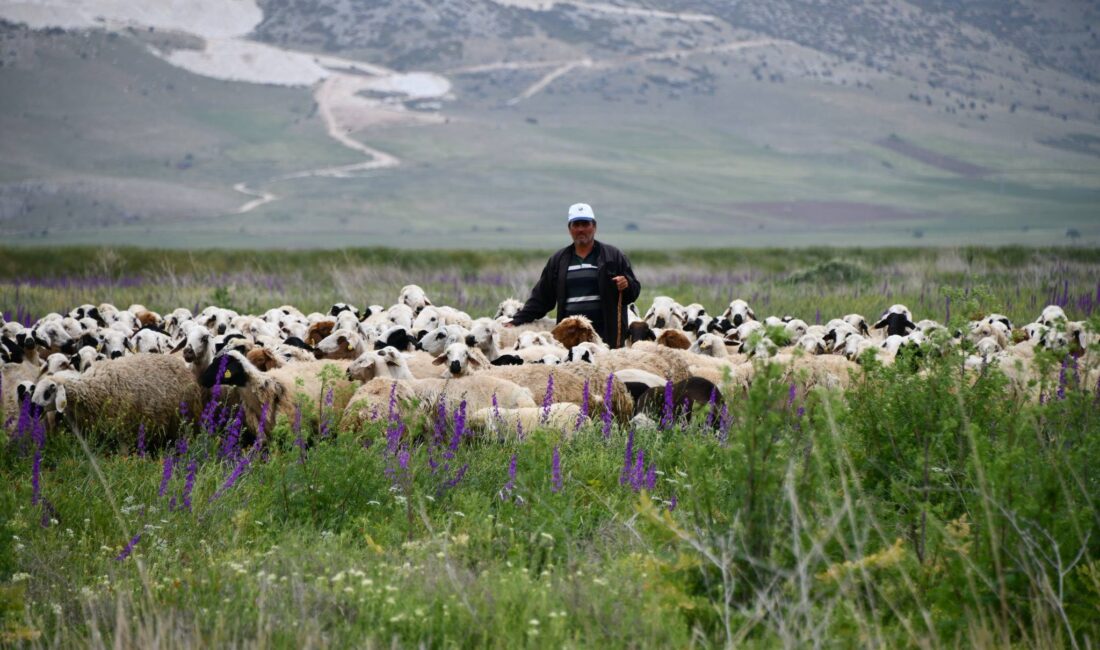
[170,338,186,354]
[432,355,447,365]
[55,385,67,413]
[124,337,134,352]
[468,355,482,367]
[871,317,888,330]
[860,321,870,336]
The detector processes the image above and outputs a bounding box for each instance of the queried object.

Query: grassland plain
[3,25,1100,249]
[1,246,1099,646]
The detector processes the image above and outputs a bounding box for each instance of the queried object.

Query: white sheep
[31,353,205,442]
[1038,305,1067,327]
[721,299,756,327]
[132,329,172,354]
[432,342,492,378]
[494,298,524,321]
[469,403,584,439]
[399,285,432,314]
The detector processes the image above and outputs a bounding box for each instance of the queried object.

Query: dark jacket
[511,241,641,348]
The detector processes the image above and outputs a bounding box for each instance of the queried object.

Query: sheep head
[552,316,603,350]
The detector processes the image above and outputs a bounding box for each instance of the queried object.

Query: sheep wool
[40,353,204,444]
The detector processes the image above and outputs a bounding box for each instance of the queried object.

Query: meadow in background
[2,245,1099,647]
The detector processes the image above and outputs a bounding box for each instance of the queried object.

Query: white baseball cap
[567,203,596,224]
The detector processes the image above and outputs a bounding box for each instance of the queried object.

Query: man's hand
[611,275,628,291]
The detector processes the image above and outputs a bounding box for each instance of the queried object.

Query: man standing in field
[506,203,640,348]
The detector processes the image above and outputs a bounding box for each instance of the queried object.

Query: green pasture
[2,340,1098,646]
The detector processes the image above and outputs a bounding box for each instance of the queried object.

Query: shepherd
[505,203,641,348]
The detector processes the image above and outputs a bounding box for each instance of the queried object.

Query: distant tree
[1066,228,1081,242]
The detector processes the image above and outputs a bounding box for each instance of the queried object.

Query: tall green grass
[1,246,1098,326]
[2,346,1097,646]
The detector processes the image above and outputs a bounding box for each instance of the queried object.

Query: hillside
[0,0,1098,248]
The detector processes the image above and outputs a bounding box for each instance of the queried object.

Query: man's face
[569,219,596,247]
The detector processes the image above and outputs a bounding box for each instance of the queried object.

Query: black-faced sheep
[200,352,357,437]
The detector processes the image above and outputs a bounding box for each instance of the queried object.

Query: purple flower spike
[704,387,718,429]
[787,382,797,408]
[181,461,198,511]
[212,453,251,502]
[668,493,677,511]
[136,424,146,458]
[576,379,590,431]
[158,454,175,498]
[541,374,555,424]
[500,453,518,501]
[602,374,615,438]
[115,533,142,562]
[620,427,635,486]
[632,450,645,490]
[659,379,675,430]
[718,404,731,444]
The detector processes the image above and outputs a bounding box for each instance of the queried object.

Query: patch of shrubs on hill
[782,259,873,285]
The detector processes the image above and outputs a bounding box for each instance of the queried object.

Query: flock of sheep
[1,284,1095,449]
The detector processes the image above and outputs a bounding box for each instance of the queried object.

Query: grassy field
[1,246,1099,646]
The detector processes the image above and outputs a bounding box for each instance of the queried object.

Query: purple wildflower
[178,401,190,423]
[576,378,590,431]
[645,464,657,491]
[668,493,678,511]
[454,399,467,441]
[136,424,146,458]
[114,533,142,562]
[787,382,797,408]
[718,403,731,444]
[433,395,448,446]
[659,379,674,430]
[200,355,229,434]
[158,454,175,498]
[443,463,468,490]
[181,461,198,510]
[516,419,524,441]
[631,450,645,490]
[704,387,719,429]
[551,446,562,493]
[398,448,411,471]
[491,392,501,428]
[541,374,554,424]
[221,408,244,460]
[499,453,518,500]
[212,453,251,501]
[387,380,399,423]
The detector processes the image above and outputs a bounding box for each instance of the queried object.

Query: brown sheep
[552,315,605,350]
[657,329,691,350]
